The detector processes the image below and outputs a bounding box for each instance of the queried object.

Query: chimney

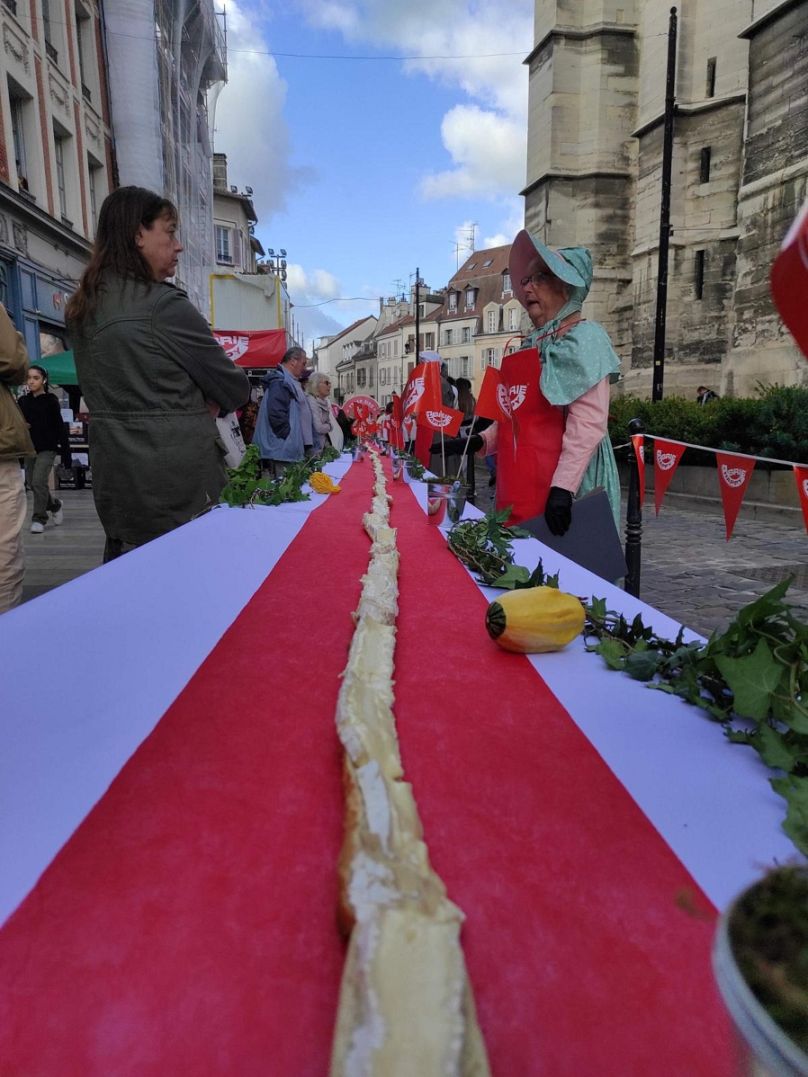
[213,153,228,191]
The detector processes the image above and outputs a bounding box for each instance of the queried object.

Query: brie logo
[656,451,677,471]
[496,385,512,417]
[215,334,249,362]
[426,410,452,428]
[508,384,528,411]
[403,376,424,412]
[721,465,748,489]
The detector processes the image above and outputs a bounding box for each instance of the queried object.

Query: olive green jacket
[0,302,35,461]
[72,276,249,546]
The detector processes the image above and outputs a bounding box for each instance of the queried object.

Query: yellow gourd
[485,586,585,654]
[309,471,341,494]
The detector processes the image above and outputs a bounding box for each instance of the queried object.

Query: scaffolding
[104,0,227,315]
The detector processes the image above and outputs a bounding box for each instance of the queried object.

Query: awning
[39,349,78,385]
[212,328,288,368]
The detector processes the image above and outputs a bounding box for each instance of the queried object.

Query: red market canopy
[213,329,288,368]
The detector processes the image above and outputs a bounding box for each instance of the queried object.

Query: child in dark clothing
[17,365,69,533]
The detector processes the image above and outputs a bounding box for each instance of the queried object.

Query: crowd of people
[0,182,625,615]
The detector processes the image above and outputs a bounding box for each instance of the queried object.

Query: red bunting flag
[771,198,808,360]
[418,404,464,438]
[402,362,441,418]
[631,434,646,507]
[475,365,511,422]
[414,423,433,468]
[653,439,687,515]
[793,465,808,533]
[715,452,755,540]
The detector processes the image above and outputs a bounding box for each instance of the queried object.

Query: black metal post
[465,450,476,507]
[651,6,678,403]
[414,268,420,360]
[624,418,644,597]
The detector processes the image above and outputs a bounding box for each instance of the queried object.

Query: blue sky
[213,0,533,351]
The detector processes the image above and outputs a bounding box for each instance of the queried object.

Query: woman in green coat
[67,187,249,561]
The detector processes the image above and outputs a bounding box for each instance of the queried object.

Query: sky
[212,0,534,353]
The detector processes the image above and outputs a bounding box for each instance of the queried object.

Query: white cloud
[213,1,313,223]
[420,105,526,200]
[294,0,532,202]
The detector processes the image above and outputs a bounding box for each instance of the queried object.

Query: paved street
[19,477,808,639]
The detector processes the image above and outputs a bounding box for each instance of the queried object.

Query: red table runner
[0,460,732,1074]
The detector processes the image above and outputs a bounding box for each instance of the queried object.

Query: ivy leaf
[492,565,532,590]
[623,649,662,682]
[509,526,532,539]
[751,723,802,772]
[714,638,782,720]
[594,638,628,671]
[736,579,792,628]
[770,775,808,857]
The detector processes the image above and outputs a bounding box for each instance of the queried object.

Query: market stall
[0,455,794,1074]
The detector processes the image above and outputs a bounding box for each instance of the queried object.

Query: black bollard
[624,418,644,597]
[466,449,477,506]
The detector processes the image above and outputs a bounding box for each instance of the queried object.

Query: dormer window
[448,291,458,313]
[465,286,477,311]
[502,270,511,293]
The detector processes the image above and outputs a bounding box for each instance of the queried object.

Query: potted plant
[713,865,808,1076]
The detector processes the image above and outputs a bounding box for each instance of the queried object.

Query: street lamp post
[266,248,288,281]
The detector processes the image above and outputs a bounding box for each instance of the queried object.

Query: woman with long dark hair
[67,186,249,560]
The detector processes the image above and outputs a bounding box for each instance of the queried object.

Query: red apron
[495,347,565,525]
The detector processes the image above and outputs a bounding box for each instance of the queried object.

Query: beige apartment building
[0,0,113,357]
[524,0,808,397]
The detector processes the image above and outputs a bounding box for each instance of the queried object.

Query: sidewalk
[19,478,808,639]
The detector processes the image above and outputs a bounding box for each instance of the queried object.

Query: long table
[0,456,794,1074]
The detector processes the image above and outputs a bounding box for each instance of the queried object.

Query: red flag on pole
[414,423,433,468]
[390,393,405,449]
[793,465,808,533]
[418,404,464,438]
[631,434,646,507]
[475,365,510,422]
[653,439,687,515]
[771,198,808,360]
[403,362,441,418]
[715,452,755,540]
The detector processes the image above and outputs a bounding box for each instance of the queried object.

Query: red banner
[631,434,646,507]
[771,198,808,360]
[418,404,464,438]
[653,439,687,515]
[716,452,755,540]
[793,465,808,533]
[402,362,441,418]
[342,395,380,419]
[212,329,288,367]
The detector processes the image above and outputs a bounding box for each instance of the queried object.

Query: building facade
[524,0,808,398]
[0,0,114,358]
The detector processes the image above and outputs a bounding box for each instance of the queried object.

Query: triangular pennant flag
[771,198,808,360]
[653,439,687,515]
[631,434,645,507]
[418,404,464,438]
[402,362,441,418]
[715,452,755,540]
[793,465,808,533]
[475,365,509,421]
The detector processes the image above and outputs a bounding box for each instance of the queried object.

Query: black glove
[466,433,484,454]
[544,486,573,536]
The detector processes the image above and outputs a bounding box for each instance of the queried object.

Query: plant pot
[712,868,808,1077]
[426,480,452,526]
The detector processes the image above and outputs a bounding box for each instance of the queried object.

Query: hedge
[608,385,808,466]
